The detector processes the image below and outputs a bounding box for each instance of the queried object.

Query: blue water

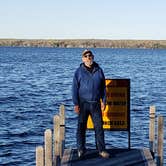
[0,47,166,165]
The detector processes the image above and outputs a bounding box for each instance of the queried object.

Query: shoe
[78,150,84,158]
[99,151,110,158]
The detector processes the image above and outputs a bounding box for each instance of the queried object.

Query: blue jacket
[72,62,106,105]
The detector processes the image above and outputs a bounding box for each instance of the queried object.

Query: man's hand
[74,105,80,114]
[101,102,106,111]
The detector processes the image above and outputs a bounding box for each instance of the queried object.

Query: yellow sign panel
[87,79,130,130]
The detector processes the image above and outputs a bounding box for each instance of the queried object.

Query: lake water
[0,47,166,165]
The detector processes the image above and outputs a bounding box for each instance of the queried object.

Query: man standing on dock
[72,49,110,159]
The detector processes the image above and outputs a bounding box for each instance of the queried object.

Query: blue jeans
[76,101,105,152]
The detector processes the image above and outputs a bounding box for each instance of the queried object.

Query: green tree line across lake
[0,39,166,48]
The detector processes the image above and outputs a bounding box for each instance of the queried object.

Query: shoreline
[0,39,166,49]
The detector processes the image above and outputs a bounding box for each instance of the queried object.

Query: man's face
[82,53,94,67]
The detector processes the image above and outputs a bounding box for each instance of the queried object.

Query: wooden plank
[142,148,156,166]
[61,149,72,166]
[59,105,65,159]
[53,115,60,166]
[44,129,52,166]
[53,115,60,156]
[36,146,44,166]
[149,106,155,154]
[157,116,164,166]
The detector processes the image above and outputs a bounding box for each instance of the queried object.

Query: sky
[0,0,166,40]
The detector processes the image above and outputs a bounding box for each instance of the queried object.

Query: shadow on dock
[61,148,156,166]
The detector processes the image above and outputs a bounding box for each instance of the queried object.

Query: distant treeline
[0,39,166,48]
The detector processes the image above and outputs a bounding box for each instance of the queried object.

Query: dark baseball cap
[82,49,93,57]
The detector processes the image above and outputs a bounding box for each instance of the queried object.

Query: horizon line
[0,38,166,41]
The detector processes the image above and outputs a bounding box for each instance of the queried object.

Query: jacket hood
[80,61,99,68]
[80,61,99,73]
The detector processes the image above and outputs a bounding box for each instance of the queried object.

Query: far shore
[0,39,166,49]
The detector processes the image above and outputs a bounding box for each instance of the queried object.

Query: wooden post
[149,105,155,157]
[53,115,60,166]
[59,105,65,158]
[36,146,44,166]
[45,129,52,166]
[157,116,164,166]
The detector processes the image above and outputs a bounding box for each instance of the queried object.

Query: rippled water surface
[0,47,166,165]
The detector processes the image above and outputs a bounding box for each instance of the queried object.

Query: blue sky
[0,0,166,40]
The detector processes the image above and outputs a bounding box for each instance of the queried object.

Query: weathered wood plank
[142,148,156,166]
[53,115,60,166]
[149,105,155,155]
[44,129,53,166]
[36,146,44,166]
[59,105,65,159]
[157,116,164,166]
[61,148,72,166]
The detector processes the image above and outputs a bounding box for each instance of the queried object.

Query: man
[72,49,110,158]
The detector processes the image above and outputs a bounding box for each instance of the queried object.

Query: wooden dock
[35,105,164,166]
[61,148,156,166]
